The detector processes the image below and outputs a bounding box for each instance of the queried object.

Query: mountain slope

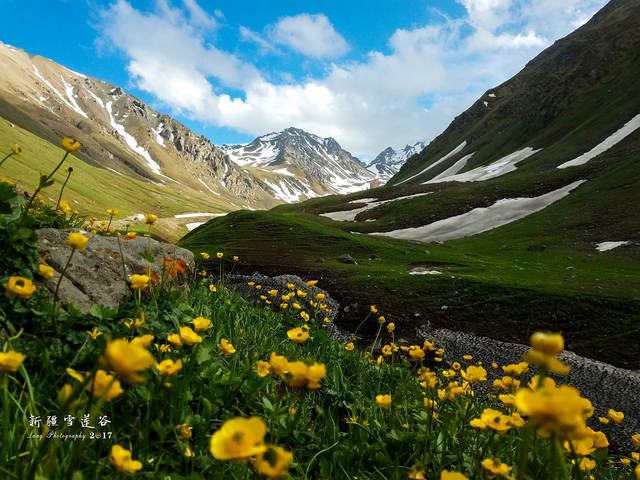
[0,42,375,212]
[221,127,376,202]
[390,0,640,187]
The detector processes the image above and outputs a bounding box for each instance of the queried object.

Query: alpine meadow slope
[179,0,640,368]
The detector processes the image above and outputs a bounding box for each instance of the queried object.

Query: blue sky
[1,0,607,158]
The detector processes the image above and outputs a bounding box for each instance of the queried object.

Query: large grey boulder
[36,228,194,312]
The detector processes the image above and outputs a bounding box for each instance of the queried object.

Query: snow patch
[60,75,88,118]
[186,222,205,231]
[423,153,475,184]
[198,179,220,196]
[320,192,432,222]
[395,141,467,185]
[152,123,165,146]
[105,101,169,179]
[85,88,105,108]
[32,65,77,113]
[595,241,630,252]
[106,167,122,176]
[409,268,442,275]
[483,101,489,107]
[558,113,640,169]
[488,93,496,98]
[370,181,585,243]
[431,147,541,183]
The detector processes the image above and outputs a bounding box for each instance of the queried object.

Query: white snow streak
[431,147,541,183]
[370,180,585,243]
[557,113,640,169]
[395,141,467,185]
[595,241,630,252]
[198,179,220,195]
[60,75,88,118]
[320,192,432,222]
[423,153,475,184]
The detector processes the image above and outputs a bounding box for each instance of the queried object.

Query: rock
[36,228,194,312]
[337,254,357,264]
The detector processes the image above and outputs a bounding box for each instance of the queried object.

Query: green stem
[53,249,75,306]
[516,427,534,480]
[0,152,14,168]
[55,171,72,211]
[22,151,69,220]
[106,213,114,231]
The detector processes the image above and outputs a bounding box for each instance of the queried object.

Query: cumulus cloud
[95,0,607,157]
[268,13,349,59]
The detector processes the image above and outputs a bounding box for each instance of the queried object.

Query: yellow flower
[578,457,596,472]
[38,264,55,279]
[598,417,609,424]
[296,289,306,297]
[0,350,26,372]
[253,445,293,479]
[481,458,512,479]
[192,316,212,332]
[306,280,318,287]
[345,342,355,351]
[408,465,426,479]
[86,327,103,340]
[109,445,142,474]
[633,433,640,447]
[131,334,154,348]
[522,348,570,375]
[155,359,183,376]
[376,394,392,409]
[57,199,71,214]
[167,333,183,347]
[256,360,271,377]
[57,383,73,405]
[1,177,14,185]
[440,471,469,480]
[269,352,288,377]
[635,464,640,480]
[209,417,267,460]
[387,322,395,333]
[179,326,203,346]
[370,305,378,314]
[460,365,487,383]
[99,339,155,383]
[177,423,193,439]
[66,231,89,251]
[11,144,21,155]
[248,282,255,286]
[218,338,236,355]
[67,368,123,401]
[144,213,157,224]
[423,398,438,410]
[607,409,624,424]
[129,274,149,291]
[408,347,425,361]
[530,331,564,355]
[470,408,512,433]
[216,252,223,258]
[514,384,593,440]
[502,362,529,376]
[200,252,210,259]
[268,289,278,297]
[381,344,392,356]
[316,293,325,301]
[61,137,81,152]
[287,327,309,344]
[378,315,386,324]
[209,284,217,292]
[3,276,36,300]
[233,256,239,261]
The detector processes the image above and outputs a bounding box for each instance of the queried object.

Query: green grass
[0,116,232,241]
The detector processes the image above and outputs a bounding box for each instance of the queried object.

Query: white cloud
[96,0,608,157]
[269,13,349,59]
[182,0,217,29]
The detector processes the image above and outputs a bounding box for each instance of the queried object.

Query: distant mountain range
[366,141,427,177]
[221,127,377,201]
[0,42,383,210]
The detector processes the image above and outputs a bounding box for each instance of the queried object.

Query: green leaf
[89,303,118,321]
[262,396,274,412]
[140,251,155,263]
